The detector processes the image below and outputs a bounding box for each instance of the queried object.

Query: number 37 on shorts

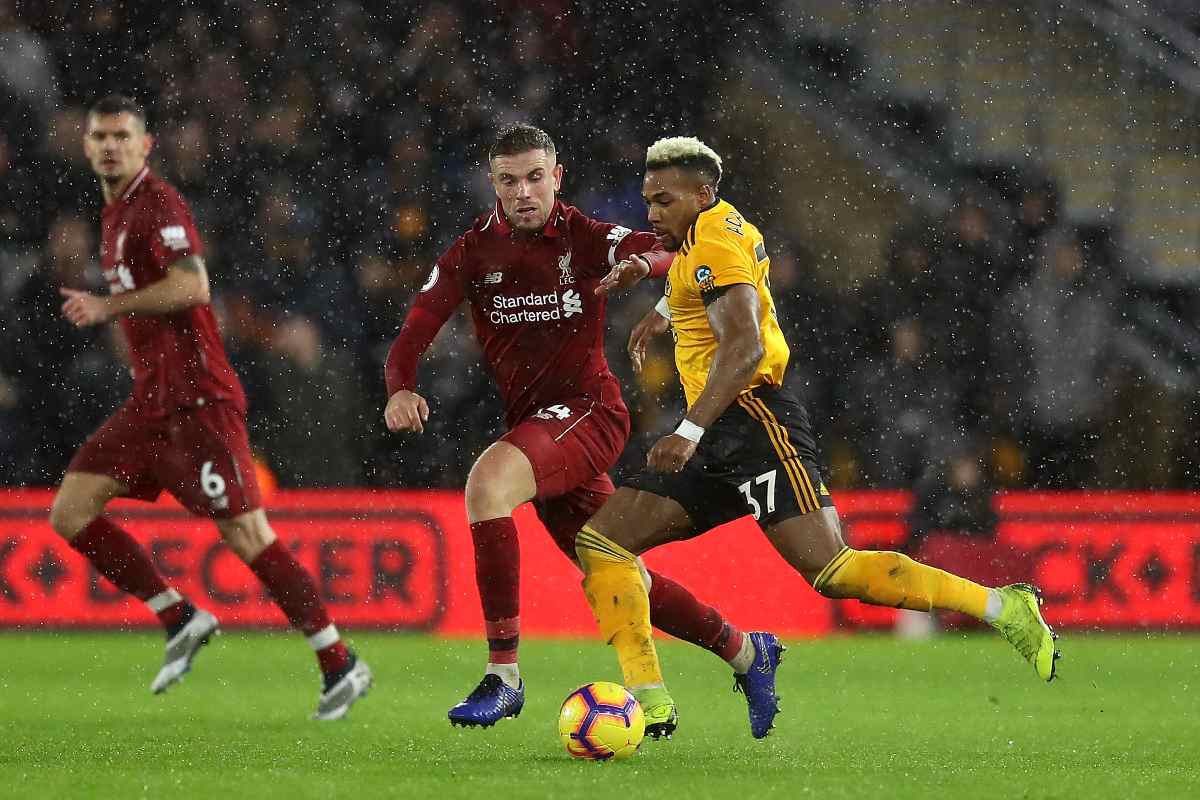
[738,469,777,521]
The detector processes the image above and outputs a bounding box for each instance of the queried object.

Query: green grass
[1,632,1197,799]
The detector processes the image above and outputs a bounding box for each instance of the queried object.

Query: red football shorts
[501,393,630,556]
[67,400,262,519]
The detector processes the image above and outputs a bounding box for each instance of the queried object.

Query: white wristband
[674,419,705,443]
[654,296,671,320]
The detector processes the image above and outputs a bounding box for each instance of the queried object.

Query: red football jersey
[99,167,246,416]
[387,200,661,427]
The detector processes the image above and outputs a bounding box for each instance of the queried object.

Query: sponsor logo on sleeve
[159,225,190,252]
[695,265,716,292]
[420,265,440,292]
[606,226,631,244]
[102,265,136,294]
[605,225,631,265]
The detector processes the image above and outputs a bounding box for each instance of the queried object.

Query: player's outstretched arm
[627,300,670,373]
[647,284,763,473]
[59,255,210,326]
[384,389,430,433]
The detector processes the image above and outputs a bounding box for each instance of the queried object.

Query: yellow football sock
[812,547,989,620]
[575,525,664,689]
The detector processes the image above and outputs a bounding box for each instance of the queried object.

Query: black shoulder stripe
[700,284,733,306]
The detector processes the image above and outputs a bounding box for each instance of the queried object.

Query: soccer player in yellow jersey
[574,136,1061,739]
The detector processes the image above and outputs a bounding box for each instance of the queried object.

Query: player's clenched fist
[384,389,430,433]
[59,287,112,327]
[647,433,697,473]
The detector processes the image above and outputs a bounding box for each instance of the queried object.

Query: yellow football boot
[992,583,1061,681]
[633,686,678,739]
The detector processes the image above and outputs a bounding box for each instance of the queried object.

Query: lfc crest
[557,249,574,285]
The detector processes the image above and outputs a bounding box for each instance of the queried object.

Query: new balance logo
[562,289,582,317]
[484,271,504,284]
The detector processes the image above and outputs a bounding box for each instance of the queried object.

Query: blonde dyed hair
[645,136,722,188]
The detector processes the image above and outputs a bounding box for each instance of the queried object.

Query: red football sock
[648,571,745,664]
[148,590,191,631]
[484,617,519,665]
[71,517,185,630]
[309,624,352,676]
[249,540,350,674]
[470,517,520,663]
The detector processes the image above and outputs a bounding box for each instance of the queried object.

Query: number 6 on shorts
[201,460,227,499]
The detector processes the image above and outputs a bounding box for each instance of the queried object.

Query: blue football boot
[448,674,525,727]
[733,632,786,739]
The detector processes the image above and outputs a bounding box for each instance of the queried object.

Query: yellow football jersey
[665,199,790,408]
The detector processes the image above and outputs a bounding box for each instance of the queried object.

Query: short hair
[645,136,722,189]
[88,94,147,129]
[489,122,556,162]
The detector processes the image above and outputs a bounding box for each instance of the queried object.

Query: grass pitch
[1,631,1197,799]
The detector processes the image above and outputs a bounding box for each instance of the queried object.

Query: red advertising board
[2,489,1199,633]
[838,492,1200,630]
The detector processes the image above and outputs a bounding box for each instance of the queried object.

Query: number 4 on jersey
[534,404,572,421]
[738,470,777,520]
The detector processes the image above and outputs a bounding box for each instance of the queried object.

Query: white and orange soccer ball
[557,682,645,760]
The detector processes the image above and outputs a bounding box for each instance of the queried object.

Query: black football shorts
[624,385,834,532]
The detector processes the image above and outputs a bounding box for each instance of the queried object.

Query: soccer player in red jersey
[384,123,778,733]
[50,94,371,720]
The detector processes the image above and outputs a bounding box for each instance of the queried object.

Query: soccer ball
[558,682,645,760]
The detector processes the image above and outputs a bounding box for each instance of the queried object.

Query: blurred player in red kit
[384,123,780,734]
[50,94,371,720]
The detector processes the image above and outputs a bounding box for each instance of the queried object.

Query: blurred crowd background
[3,0,1199,502]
